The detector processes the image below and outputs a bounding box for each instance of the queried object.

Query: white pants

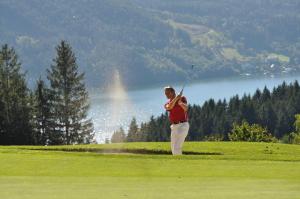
[170,122,189,155]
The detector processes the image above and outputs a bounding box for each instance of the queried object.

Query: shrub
[282,114,300,144]
[229,121,276,142]
[282,132,300,144]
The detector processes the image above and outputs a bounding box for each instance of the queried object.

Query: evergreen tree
[47,41,94,144]
[261,86,271,101]
[274,107,291,138]
[187,105,201,141]
[33,78,60,145]
[127,117,139,142]
[138,122,149,141]
[157,112,171,141]
[212,99,230,140]
[147,116,160,141]
[228,95,241,123]
[199,100,214,137]
[257,101,277,134]
[240,94,257,124]
[0,55,4,138]
[0,44,34,145]
[111,127,126,143]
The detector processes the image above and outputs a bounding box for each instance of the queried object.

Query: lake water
[89,75,300,143]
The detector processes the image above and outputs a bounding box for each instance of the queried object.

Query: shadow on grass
[25,148,223,155]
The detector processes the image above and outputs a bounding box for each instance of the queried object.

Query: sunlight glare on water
[91,69,145,143]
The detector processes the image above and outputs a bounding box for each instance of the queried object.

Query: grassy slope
[0,142,299,199]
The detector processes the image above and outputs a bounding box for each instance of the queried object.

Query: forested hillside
[1,0,299,88]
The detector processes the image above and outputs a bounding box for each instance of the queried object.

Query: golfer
[164,86,189,155]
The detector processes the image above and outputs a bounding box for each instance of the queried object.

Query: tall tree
[47,41,94,144]
[0,53,4,139]
[127,117,139,142]
[33,78,60,145]
[0,44,34,145]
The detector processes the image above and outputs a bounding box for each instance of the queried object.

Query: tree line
[0,41,94,145]
[112,81,300,144]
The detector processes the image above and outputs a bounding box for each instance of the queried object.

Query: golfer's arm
[179,102,188,112]
[165,95,181,110]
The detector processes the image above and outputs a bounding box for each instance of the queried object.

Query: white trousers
[170,122,189,155]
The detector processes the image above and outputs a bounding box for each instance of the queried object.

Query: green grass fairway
[0,142,299,199]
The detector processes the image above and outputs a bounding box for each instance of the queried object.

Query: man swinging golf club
[164,86,189,155]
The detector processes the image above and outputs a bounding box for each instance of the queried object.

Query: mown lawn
[0,142,299,199]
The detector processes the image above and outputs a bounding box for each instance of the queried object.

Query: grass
[0,142,299,199]
[166,20,227,47]
[257,53,290,63]
[221,48,249,62]
[268,53,290,63]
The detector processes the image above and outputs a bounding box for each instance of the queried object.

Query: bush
[282,132,300,144]
[282,114,300,144]
[229,121,276,142]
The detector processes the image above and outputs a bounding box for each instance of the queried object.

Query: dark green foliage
[126,80,300,142]
[229,121,275,142]
[282,114,300,144]
[140,114,171,142]
[126,118,139,142]
[0,44,35,145]
[282,132,300,144]
[33,78,59,145]
[47,41,94,144]
[0,42,95,145]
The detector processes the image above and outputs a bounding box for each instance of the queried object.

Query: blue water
[89,75,300,143]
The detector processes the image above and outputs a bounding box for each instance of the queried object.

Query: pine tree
[0,54,4,138]
[47,41,94,144]
[0,44,34,145]
[111,127,126,143]
[187,105,203,141]
[127,117,139,142]
[138,122,148,141]
[33,78,60,145]
[158,112,171,141]
[257,101,277,134]
[145,116,159,141]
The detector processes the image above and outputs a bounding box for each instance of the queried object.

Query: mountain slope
[1,0,300,88]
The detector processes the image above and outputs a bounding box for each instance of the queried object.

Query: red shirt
[165,96,188,123]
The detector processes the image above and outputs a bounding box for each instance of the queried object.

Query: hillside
[1,0,300,88]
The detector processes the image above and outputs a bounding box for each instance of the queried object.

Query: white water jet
[94,69,135,143]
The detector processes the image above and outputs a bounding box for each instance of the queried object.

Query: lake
[88,75,300,143]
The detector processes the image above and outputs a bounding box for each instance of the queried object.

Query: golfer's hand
[178,98,188,112]
[178,99,183,105]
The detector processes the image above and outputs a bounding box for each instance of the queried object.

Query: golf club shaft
[180,65,194,95]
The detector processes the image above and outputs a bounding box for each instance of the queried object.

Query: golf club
[180,65,194,95]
